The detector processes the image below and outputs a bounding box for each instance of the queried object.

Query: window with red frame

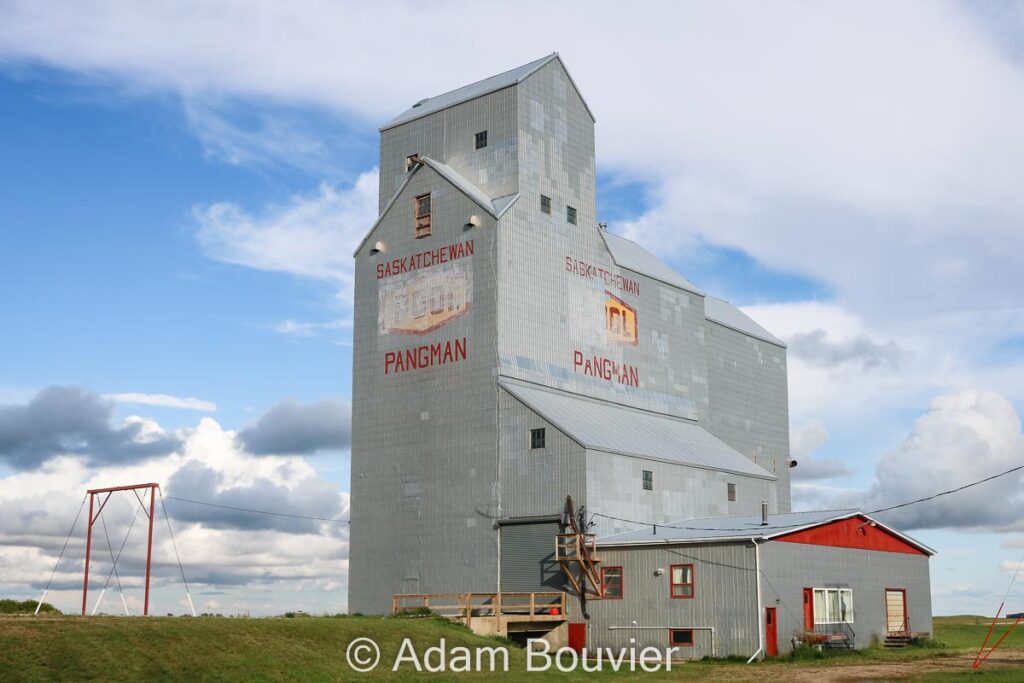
[601,566,623,599]
[414,193,432,238]
[670,564,694,599]
[669,629,694,647]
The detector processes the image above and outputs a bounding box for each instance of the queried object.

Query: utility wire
[864,464,1024,515]
[159,490,192,593]
[163,494,350,524]
[152,462,1023,532]
[99,513,126,595]
[35,494,86,615]
[591,463,1024,534]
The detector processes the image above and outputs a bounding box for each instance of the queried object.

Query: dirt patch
[694,650,1024,682]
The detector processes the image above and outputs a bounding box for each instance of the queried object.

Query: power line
[864,464,1024,515]
[591,463,1024,534]
[162,494,350,524]
[158,462,1023,532]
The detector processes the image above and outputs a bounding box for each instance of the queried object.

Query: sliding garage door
[500,522,564,592]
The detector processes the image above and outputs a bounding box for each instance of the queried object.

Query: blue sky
[1,1,1024,617]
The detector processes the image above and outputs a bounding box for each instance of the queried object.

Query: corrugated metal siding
[705,318,792,511]
[498,388,587,519]
[500,379,775,479]
[760,542,933,651]
[704,296,784,347]
[584,543,760,659]
[349,166,503,615]
[500,522,564,592]
[586,450,778,537]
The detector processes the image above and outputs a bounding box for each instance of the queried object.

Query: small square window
[727,482,736,502]
[642,470,653,491]
[670,564,694,599]
[414,193,432,238]
[669,629,694,647]
[540,195,552,214]
[475,131,488,149]
[530,428,546,449]
[566,205,577,225]
[601,566,623,599]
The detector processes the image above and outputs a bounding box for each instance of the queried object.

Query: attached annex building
[348,53,933,657]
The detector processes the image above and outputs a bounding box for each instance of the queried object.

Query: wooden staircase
[884,633,912,648]
[555,495,604,599]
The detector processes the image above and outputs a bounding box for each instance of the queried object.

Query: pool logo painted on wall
[378,262,472,335]
[605,291,638,346]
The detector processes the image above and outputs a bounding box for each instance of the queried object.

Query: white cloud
[790,421,851,482]
[831,389,1024,531]
[106,393,217,412]
[271,318,351,339]
[193,173,377,307]
[0,408,349,615]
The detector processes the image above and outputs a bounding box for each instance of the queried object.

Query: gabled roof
[499,379,776,480]
[704,296,785,347]
[597,508,936,555]
[380,53,595,130]
[600,231,703,295]
[352,157,519,256]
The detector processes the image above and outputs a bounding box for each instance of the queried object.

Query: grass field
[1,613,1022,682]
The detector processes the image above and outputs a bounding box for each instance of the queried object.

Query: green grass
[1,613,1022,681]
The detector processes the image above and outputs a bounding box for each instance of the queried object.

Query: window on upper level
[530,428,546,449]
[670,564,694,599]
[414,193,432,238]
[728,482,736,502]
[566,205,577,225]
[475,130,488,149]
[642,470,653,491]
[541,195,552,214]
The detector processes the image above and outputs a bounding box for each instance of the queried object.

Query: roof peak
[381,53,595,130]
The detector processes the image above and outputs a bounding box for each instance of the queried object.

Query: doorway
[802,587,814,632]
[885,588,908,634]
[765,607,778,656]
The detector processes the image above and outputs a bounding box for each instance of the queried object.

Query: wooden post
[143,485,156,616]
[81,492,94,615]
[529,593,535,618]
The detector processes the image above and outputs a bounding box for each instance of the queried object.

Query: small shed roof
[499,379,775,480]
[598,508,936,555]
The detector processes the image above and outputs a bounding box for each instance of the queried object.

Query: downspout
[747,538,764,664]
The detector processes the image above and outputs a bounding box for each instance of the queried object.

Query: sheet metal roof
[382,54,568,130]
[597,508,936,555]
[499,379,775,480]
[704,296,785,347]
[601,232,703,295]
[599,509,857,544]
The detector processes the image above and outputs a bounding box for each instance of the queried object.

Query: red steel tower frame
[81,483,159,616]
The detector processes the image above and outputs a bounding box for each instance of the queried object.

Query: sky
[1,0,1024,617]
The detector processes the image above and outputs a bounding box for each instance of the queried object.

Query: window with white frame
[813,588,854,624]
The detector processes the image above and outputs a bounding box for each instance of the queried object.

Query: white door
[885,589,907,633]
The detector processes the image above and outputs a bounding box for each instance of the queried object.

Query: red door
[568,623,586,652]
[803,588,814,632]
[765,608,778,656]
